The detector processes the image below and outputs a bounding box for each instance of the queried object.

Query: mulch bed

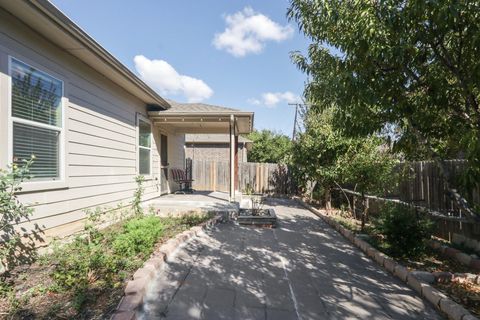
[0,217,206,319]
[0,261,123,319]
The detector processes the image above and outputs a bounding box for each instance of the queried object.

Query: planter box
[237,208,277,228]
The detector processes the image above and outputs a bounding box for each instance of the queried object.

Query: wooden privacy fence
[333,188,480,241]
[189,159,296,195]
[397,160,480,214]
[332,160,480,241]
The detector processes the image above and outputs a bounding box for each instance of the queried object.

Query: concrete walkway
[140,198,444,320]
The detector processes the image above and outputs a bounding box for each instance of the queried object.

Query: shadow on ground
[140,198,443,320]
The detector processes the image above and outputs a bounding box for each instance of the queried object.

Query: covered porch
[148,101,254,202]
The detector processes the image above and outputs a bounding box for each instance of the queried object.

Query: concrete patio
[144,191,239,216]
[139,198,443,320]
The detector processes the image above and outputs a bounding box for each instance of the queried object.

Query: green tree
[290,107,350,207]
[291,107,398,217]
[247,130,292,163]
[337,138,399,229]
[288,0,480,218]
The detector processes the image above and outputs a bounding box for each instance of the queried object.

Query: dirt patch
[436,280,480,317]
[0,214,211,320]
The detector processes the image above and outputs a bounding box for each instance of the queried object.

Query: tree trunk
[352,195,357,219]
[361,194,368,231]
[334,181,352,214]
[324,188,332,212]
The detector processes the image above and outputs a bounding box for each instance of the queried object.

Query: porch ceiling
[148,101,254,134]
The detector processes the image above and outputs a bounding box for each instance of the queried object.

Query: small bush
[51,238,118,290]
[112,216,164,258]
[177,212,212,227]
[132,175,145,217]
[0,157,39,271]
[375,204,433,258]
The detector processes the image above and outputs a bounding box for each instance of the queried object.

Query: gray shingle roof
[185,134,253,144]
[164,100,241,113]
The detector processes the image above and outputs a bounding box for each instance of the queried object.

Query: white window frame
[136,113,153,179]
[7,56,67,192]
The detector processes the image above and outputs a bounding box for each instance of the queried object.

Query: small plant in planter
[250,194,265,216]
[238,192,276,227]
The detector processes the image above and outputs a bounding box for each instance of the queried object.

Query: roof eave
[0,0,170,109]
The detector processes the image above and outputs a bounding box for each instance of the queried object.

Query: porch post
[229,114,235,202]
[234,135,239,191]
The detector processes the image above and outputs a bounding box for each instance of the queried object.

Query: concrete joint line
[273,229,302,320]
[297,200,479,320]
[163,245,205,317]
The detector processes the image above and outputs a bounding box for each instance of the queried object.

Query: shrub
[180,213,211,227]
[51,238,118,290]
[0,157,38,271]
[132,175,145,217]
[375,204,433,258]
[112,216,164,258]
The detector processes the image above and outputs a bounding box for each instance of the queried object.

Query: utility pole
[289,103,299,141]
[288,102,311,141]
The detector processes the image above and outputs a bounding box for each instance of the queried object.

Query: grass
[0,211,212,319]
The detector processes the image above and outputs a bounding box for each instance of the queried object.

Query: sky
[50,0,309,136]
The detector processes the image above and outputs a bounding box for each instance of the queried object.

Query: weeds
[112,216,164,258]
[0,156,42,271]
[1,186,212,319]
[132,175,145,217]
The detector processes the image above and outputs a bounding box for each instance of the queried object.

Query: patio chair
[171,168,194,194]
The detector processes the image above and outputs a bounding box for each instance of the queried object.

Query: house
[0,0,253,241]
[186,134,252,163]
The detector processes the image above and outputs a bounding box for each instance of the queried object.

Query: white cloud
[248,91,301,108]
[134,55,213,102]
[213,7,294,57]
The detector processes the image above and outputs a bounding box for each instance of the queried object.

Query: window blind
[13,122,59,179]
[10,58,63,180]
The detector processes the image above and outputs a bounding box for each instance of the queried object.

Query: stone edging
[428,239,480,272]
[296,199,478,320]
[110,214,224,320]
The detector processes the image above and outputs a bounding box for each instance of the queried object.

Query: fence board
[190,160,295,195]
[334,159,480,241]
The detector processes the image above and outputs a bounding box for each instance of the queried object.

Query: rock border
[296,199,478,320]
[110,214,224,320]
[428,239,480,272]
[452,233,480,256]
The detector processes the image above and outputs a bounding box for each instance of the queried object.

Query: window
[138,118,151,175]
[10,58,63,181]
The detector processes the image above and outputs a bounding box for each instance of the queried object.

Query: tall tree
[291,107,397,214]
[247,130,292,163]
[290,107,349,206]
[288,0,480,218]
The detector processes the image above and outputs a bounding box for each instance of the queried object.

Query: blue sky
[51,0,309,135]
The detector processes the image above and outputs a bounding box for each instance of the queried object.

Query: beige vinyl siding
[0,7,177,239]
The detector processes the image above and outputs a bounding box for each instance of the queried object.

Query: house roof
[164,100,242,114]
[0,0,170,109]
[148,101,254,134]
[185,134,253,144]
